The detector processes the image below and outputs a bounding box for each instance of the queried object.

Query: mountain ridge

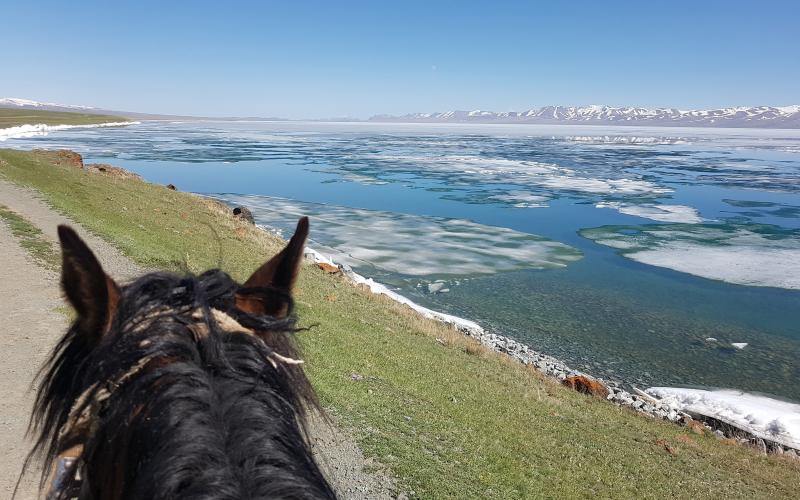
[370,104,800,128]
[3,98,799,128]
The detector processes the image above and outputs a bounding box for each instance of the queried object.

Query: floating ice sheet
[359,154,670,197]
[563,135,689,145]
[304,248,484,334]
[580,223,800,289]
[647,387,800,449]
[213,194,582,277]
[595,202,703,223]
[487,191,550,208]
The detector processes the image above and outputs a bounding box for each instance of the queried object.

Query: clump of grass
[52,304,76,321]
[0,204,60,270]
[1,148,799,499]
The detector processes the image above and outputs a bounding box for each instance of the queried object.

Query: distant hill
[0,97,181,120]
[0,98,286,122]
[0,108,130,129]
[370,104,800,129]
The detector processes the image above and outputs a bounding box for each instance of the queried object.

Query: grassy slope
[0,149,797,498]
[0,108,127,129]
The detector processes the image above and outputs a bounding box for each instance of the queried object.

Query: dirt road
[0,179,397,499]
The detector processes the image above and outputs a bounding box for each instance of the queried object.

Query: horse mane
[28,268,335,499]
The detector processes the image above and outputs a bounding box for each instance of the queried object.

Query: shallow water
[7,121,800,399]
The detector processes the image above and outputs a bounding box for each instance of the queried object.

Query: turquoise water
[7,121,800,399]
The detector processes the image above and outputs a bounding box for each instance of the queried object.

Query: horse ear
[236,217,309,316]
[58,225,120,340]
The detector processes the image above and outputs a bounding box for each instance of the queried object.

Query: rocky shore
[289,236,800,458]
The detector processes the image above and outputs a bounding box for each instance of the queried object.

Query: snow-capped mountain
[0,97,98,112]
[5,98,799,128]
[370,105,800,128]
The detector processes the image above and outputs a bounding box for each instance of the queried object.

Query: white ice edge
[301,245,484,334]
[646,387,800,449]
[306,238,800,450]
[0,121,139,141]
[255,225,800,450]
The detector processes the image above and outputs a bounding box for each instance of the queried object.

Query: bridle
[47,307,303,499]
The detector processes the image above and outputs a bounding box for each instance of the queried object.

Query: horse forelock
[32,269,333,500]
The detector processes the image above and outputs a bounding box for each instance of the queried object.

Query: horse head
[29,218,335,499]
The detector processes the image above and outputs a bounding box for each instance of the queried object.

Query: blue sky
[1,1,798,118]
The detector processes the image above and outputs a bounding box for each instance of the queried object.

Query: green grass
[0,108,127,129]
[1,148,798,498]
[0,203,60,270]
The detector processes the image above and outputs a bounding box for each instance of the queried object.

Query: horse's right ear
[58,225,120,340]
[236,217,309,317]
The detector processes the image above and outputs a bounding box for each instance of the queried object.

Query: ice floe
[303,247,484,334]
[647,387,800,450]
[216,194,582,277]
[0,122,138,141]
[563,135,689,145]
[581,223,800,289]
[363,154,671,197]
[595,202,703,223]
[487,191,550,208]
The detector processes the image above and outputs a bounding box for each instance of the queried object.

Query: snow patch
[647,387,800,449]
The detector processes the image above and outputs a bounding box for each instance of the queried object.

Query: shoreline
[3,147,799,495]
[0,121,138,141]
[278,224,800,454]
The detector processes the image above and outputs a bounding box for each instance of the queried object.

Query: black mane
[29,269,335,499]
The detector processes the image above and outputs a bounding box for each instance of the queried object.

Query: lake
[6,120,799,400]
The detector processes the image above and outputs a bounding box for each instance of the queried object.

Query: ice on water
[214,194,582,278]
[595,202,703,223]
[581,223,800,289]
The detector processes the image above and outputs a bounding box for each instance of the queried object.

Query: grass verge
[0,108,127,129]
[1,148,798,498]
[0,203,60,270]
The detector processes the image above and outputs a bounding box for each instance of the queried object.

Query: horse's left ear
[236,217,309,316]
[58,225,120,341]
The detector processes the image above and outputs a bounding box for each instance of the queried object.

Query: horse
[25,217,337,499]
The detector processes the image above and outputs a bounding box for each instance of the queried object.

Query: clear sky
[1,1,798,118]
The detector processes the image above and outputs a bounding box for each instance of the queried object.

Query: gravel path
[0,179,398,499]
[0,213,61,499]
